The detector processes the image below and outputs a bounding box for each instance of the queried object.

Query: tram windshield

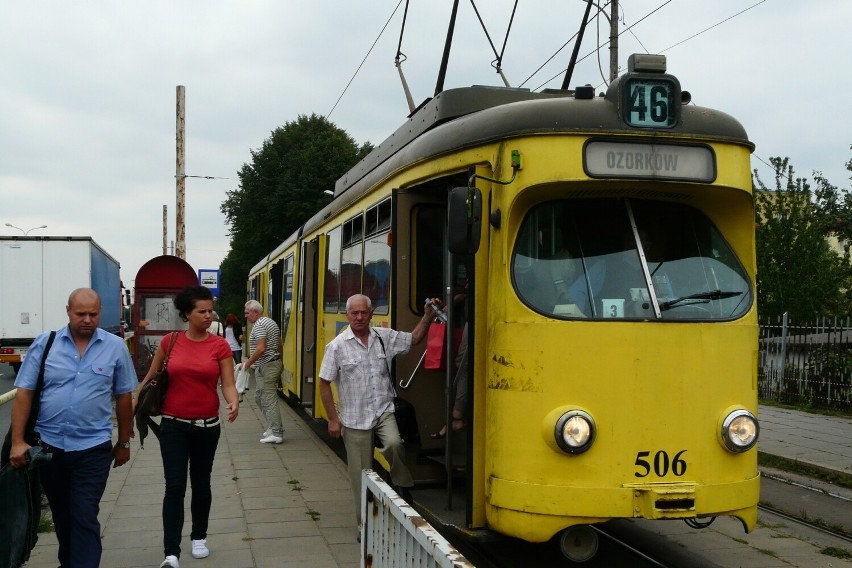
[511,198,752,321]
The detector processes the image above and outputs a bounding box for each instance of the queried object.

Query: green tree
[218,114,372,317]
[754,156,852,318]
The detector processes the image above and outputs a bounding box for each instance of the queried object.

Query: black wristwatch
[116,441,131,449]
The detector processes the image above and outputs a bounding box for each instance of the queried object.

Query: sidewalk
[24,391,360,568]
[20,398,851,568]
[757,404,852,477]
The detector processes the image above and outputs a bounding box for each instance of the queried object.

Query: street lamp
[5,223,47,236]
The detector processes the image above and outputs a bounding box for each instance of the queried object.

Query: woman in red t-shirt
[137,285,238,568]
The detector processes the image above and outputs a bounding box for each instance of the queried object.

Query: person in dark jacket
[0,446,51,568]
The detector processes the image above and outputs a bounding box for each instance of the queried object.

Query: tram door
[299,237,319,411]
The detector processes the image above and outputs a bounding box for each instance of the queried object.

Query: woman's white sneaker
[160,555,179,568]
[191,539,209,558]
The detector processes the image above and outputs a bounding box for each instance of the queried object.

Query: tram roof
[330,82,752,202]
[282,81,755,260]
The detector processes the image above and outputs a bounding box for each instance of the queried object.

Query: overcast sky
[2,1,849,289]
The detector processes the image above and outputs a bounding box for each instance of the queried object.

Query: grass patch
[306,509,321,521]
[37,516,54,533]
[759,399,852,419]
[758,453,852,490]
[821,546,852,559]
[756,519,785,530]
[287,479,302,491]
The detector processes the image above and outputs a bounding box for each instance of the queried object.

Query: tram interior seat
[527,229,585,317]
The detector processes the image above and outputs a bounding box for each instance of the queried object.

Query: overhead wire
[327,0,405,120]
[658,0,766,54]
[531,0,673,92]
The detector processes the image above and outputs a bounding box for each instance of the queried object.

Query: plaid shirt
[319,326,412,430]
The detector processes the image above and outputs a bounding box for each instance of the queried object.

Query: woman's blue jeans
[158,418,221,558]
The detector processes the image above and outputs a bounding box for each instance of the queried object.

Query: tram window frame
[366,197,392,237]
[343,214,363,246]
[511,198,752,321]
[324,225,343,314]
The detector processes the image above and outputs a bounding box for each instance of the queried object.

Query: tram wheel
[558,525,599,563]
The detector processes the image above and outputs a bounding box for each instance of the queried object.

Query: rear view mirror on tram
[447,186,482,255]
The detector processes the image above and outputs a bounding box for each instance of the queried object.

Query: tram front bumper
[487,473,760,541]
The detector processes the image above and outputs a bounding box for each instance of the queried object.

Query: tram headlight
[555,410,596,455]
[720,409,759,453]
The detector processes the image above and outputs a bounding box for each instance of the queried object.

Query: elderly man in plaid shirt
[319,293,439,536]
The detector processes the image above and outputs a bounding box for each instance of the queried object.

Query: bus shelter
[131,255,197,379]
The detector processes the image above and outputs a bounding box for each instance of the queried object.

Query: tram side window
[364,235,390,315]
[282,254,294,340]
[269,259,284,328]
[249,276,260,301]
[511,198,752,321]
[324,225,342,313]
[340,214,364,311]
[363,199,392,314]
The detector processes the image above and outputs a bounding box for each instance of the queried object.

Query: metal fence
[759,314,852,411]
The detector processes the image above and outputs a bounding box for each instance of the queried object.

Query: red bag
[424,323,448,371]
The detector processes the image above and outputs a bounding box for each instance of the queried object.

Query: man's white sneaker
[191,539,209,559]
[259,434,283,444]
[160,555,179,568]
[261,429,271,437]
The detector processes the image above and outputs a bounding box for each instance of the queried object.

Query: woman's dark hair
[225,313,240,327]
[173,286,214,321]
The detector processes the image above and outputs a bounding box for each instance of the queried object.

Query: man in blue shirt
[9,288,137,568]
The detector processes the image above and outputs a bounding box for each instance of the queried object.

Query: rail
[361,470,473,568]
[0,388,16,406]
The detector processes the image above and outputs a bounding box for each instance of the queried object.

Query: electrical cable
[327,0,404,120]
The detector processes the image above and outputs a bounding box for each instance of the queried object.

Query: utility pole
[609,0,619,82]
[175,85,186,260]
[162,205,168,256]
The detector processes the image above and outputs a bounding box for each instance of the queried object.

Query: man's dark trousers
[39,440,112,567]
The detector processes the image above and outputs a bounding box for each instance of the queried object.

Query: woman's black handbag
[135,332,177,417]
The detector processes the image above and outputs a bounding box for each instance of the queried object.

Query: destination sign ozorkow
[584,141,715,182]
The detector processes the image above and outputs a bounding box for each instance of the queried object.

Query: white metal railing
[0,388,16,406]
[361,470,474,568]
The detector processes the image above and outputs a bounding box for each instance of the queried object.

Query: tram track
[758,503,852,544]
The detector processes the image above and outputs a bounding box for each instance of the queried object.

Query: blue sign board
[198,269,220,297]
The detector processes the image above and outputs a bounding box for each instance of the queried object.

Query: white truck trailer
[0,236,122,372]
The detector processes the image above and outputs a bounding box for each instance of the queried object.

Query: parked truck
[0,236,123,373]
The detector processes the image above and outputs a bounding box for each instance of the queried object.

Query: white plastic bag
[235,363,249,394]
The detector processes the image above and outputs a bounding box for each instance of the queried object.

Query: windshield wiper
[658,289,743,311]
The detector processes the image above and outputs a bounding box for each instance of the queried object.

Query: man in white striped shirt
[243,300,284,444]
[319,294,439,533]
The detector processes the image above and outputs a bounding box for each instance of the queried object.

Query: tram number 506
[634,450,687,478]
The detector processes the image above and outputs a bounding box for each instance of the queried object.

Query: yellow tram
[247,54,759,559]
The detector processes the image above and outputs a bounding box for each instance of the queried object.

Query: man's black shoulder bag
[374,330,421,447]
[1,331,56,467]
